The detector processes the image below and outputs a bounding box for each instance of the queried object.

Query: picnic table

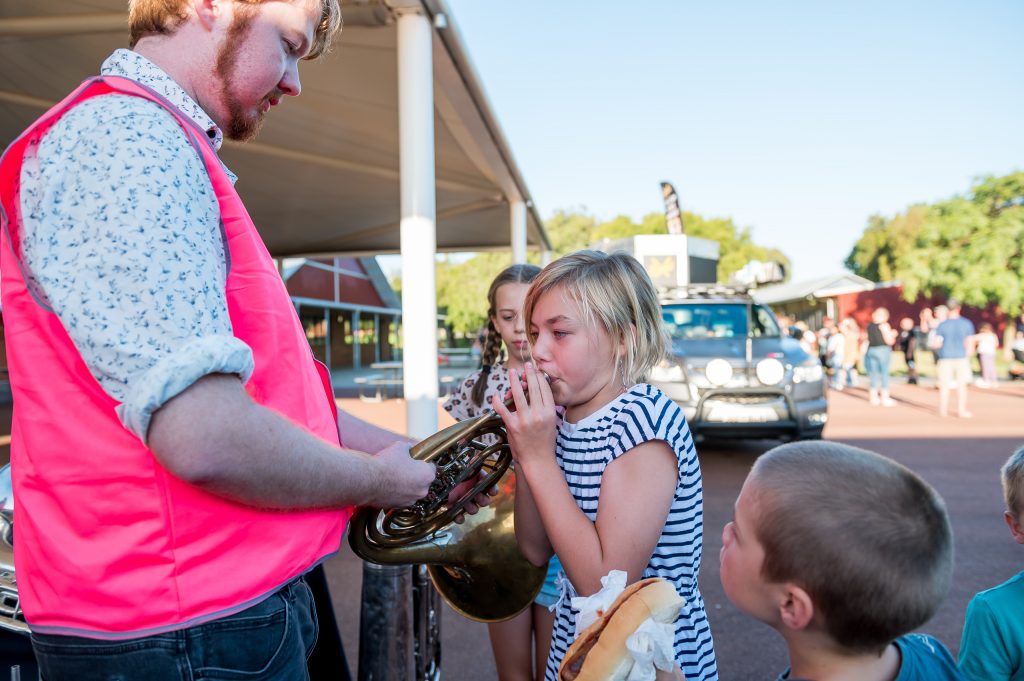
[354,362,460,402]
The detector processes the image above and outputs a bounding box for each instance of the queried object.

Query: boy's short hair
[129,0,343,59]
[523,250,667,385]
[750,441,953,653]
[1002,446,1024,517]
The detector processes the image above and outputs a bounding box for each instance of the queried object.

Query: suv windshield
[662,303,781,340]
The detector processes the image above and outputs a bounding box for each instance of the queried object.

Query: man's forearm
[336,407,413,454]
[148,375,406,510]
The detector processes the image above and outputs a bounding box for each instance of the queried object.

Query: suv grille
[704,393,779,405]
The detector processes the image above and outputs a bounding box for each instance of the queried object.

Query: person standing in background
[864,308,898,406]
[840,317,862,388]
[974,322,1000,388]
[932,300,976,418]
[897,317,920,385]
[824,318,846,390]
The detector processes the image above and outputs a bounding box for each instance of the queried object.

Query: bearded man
[0,1,441,678]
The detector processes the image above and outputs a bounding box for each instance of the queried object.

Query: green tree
[543,209,599,254]
[429,207,791,335]
[845,205,927,282]
[435,252,517,336]
[846,171,1024,315]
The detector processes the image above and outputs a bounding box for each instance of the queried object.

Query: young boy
[959,445,1024,681]
[720,441,963,681]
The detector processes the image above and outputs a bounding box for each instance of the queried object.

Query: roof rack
[658,283,752,300]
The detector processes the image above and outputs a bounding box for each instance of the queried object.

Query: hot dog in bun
[558,577,684,681]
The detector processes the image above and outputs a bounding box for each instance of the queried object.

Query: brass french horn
[348,404,546,622]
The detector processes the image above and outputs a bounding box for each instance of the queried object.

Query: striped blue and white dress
[543,384,718,681]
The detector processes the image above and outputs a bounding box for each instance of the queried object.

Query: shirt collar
[101,49,223,151]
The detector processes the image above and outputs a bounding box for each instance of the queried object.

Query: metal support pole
[412,566,442,681]
[397,9,439,440]
[353,310,362,369]
[374,314,381,364]
[357,564,414,681]
[510,200,527,265]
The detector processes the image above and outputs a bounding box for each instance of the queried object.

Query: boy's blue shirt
[959,570,1024,681]
[776,634,964,681]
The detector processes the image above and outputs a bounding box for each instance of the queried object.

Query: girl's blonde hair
[523,250,667,385]
[128,0,343,59]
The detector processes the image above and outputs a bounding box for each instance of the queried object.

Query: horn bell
[348,410,546,622]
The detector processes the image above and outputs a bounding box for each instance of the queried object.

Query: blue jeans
[31,577,318,681]
[864,345,892,391]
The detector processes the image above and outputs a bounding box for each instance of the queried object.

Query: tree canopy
[421,208,788,336]
[846,171,1024,315]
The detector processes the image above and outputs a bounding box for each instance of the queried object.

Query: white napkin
[625,618,677,681]
[570,569,628,635]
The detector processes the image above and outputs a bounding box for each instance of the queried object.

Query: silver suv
[649,286,827,441]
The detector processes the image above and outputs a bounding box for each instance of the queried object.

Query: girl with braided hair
[444,263,562,681]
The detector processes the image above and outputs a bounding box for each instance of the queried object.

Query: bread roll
[559,577,683,681]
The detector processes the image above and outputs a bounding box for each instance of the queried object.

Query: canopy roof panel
[0,0,550,258]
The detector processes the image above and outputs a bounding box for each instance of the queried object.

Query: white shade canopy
[0,0,550,258]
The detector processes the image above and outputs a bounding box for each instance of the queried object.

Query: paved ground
[2,377,1023,679]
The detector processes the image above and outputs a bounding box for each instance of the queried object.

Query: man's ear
[1005,511,1024,545]
[192,0,225,32]
[777,583,814,631]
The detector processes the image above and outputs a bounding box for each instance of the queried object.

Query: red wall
[835,285,1006,335]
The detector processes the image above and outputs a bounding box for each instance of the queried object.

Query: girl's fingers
[492,390,511,419]
[508,367,529,408]
[524,362,552,408]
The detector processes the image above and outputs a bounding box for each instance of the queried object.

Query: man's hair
[128,0,343,59]
[1002,445,1024,517]
[750,441,953,653]
[523,250,667,385]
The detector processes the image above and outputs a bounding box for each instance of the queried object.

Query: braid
[471,319,503,407]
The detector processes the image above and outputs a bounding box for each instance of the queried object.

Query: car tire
[797,429,824,441]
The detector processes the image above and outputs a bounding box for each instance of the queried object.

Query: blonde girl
[443,263,562,681]
[494,251,718,681]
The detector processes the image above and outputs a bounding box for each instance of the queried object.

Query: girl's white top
[543,384,717,681]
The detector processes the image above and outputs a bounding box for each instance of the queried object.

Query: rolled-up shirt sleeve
[19,94,253,443]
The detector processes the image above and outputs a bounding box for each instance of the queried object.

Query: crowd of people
[779,304,1024,417]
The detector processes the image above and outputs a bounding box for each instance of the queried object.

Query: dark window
[661,303,780,339]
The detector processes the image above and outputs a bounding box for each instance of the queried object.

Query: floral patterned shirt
[18,49,254,443]
[443,364,512,423]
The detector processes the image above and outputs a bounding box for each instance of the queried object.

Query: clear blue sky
[442,0,1023,281]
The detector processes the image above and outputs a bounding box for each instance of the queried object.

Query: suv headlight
[650,363,685,383]
[792,361,824,383]
[705,358,733,386]
[756,358,785,385]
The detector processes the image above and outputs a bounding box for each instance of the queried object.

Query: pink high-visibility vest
[0,76,349,637]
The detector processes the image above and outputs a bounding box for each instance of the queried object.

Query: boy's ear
[777,583,815,631]
[1004,511,1024,544]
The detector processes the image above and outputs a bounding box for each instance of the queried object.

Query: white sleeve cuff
[116,335,255,445]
